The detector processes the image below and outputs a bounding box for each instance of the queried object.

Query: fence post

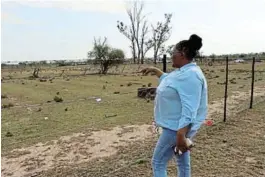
[250,57,255,109]
[162,54,167,72]
[224,56,229,122]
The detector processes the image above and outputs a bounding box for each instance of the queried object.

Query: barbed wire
[2,63,265,176]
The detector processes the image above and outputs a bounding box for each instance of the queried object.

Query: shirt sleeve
[174,73,203,130]
[159,73,168,83]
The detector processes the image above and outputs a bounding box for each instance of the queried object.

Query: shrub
[1,94,8,99]
[54,96,63,102]
[2,103,14,109]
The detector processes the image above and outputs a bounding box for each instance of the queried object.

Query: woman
[141,34,208,177]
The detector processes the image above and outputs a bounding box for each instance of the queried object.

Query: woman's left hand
[176,127,190,153]
[176,136,189,153]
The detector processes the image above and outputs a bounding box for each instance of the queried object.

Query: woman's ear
[182,47,188,58]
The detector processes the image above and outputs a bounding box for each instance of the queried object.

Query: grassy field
[1,62,265,177]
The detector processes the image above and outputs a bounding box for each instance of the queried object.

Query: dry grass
[2,62,265,152]
[36,100,265,177]
[1,62,265,176]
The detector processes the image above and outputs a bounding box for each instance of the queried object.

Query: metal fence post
[224,56,229,122]
[162,54,167,72]
[250,57,255,109]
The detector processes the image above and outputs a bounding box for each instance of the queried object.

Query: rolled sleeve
[159,73,168,83]
[175,74,202,130]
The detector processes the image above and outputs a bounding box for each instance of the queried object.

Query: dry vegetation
[1,61,265,177]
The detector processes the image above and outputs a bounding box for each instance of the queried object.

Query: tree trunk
[132,41,136,64]
[153,51,158,64]
[140,51,144,64]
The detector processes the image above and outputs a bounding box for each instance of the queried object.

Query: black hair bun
[188,34,202,51]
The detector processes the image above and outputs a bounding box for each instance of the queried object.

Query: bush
[2,103,14,109]
[1,94,8,99]
[88,37,125,74]
[54,96,63,102]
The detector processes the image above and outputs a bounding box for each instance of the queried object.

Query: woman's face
[172,48,184,68]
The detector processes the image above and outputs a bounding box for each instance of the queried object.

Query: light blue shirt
[154,62,208,137]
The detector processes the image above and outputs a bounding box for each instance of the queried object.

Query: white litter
[96,98,102,102]
[44,117,48,120]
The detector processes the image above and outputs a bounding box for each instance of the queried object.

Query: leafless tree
[151,14,172,64]
[117,1,152,64]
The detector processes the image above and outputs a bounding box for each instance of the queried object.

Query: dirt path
[2,86,265,177]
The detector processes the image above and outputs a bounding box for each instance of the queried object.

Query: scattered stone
[104,114,117,118]
[120,84,124,87]
[6,131,13,137]
[148,83,152,87]
[65,108,68,111]
[56,92,60,95]
[47,100,52,103]
[127,82,132,86]
[114,91,120,94]
[39,79,47,82]
[142,85,146,87]
[245,157,257,163]
[103,85,106,89]
[37,108,42,112]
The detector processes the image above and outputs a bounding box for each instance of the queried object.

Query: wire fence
[1,56,265,177]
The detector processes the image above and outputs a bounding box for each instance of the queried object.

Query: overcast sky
[1,0,265,61]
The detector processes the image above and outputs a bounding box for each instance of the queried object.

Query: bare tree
[151,13,172,64]
[117,1,152,64]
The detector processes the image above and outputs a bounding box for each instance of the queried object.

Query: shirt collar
[179,62,197,71]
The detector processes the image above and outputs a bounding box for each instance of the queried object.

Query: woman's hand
[140,67,157,75]
[176,136,189,153]
[140,67,164,78]
[176,126,190,153]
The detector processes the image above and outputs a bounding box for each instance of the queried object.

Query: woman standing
[141,34,208,177]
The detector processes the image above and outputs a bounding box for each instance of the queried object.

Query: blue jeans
[152,128,196,177]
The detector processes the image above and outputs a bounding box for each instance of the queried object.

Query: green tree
[88,37,125,74]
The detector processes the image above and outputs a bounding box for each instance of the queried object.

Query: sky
[1,0,265,62]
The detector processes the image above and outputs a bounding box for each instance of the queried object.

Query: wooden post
[163,54,167,72]
[224,56,229,122]
[250,57,255,109]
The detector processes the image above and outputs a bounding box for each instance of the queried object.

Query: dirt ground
[2,86,265,177]
[36,100,265,177]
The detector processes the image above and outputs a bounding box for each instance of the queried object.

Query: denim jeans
[152,128,196,177]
